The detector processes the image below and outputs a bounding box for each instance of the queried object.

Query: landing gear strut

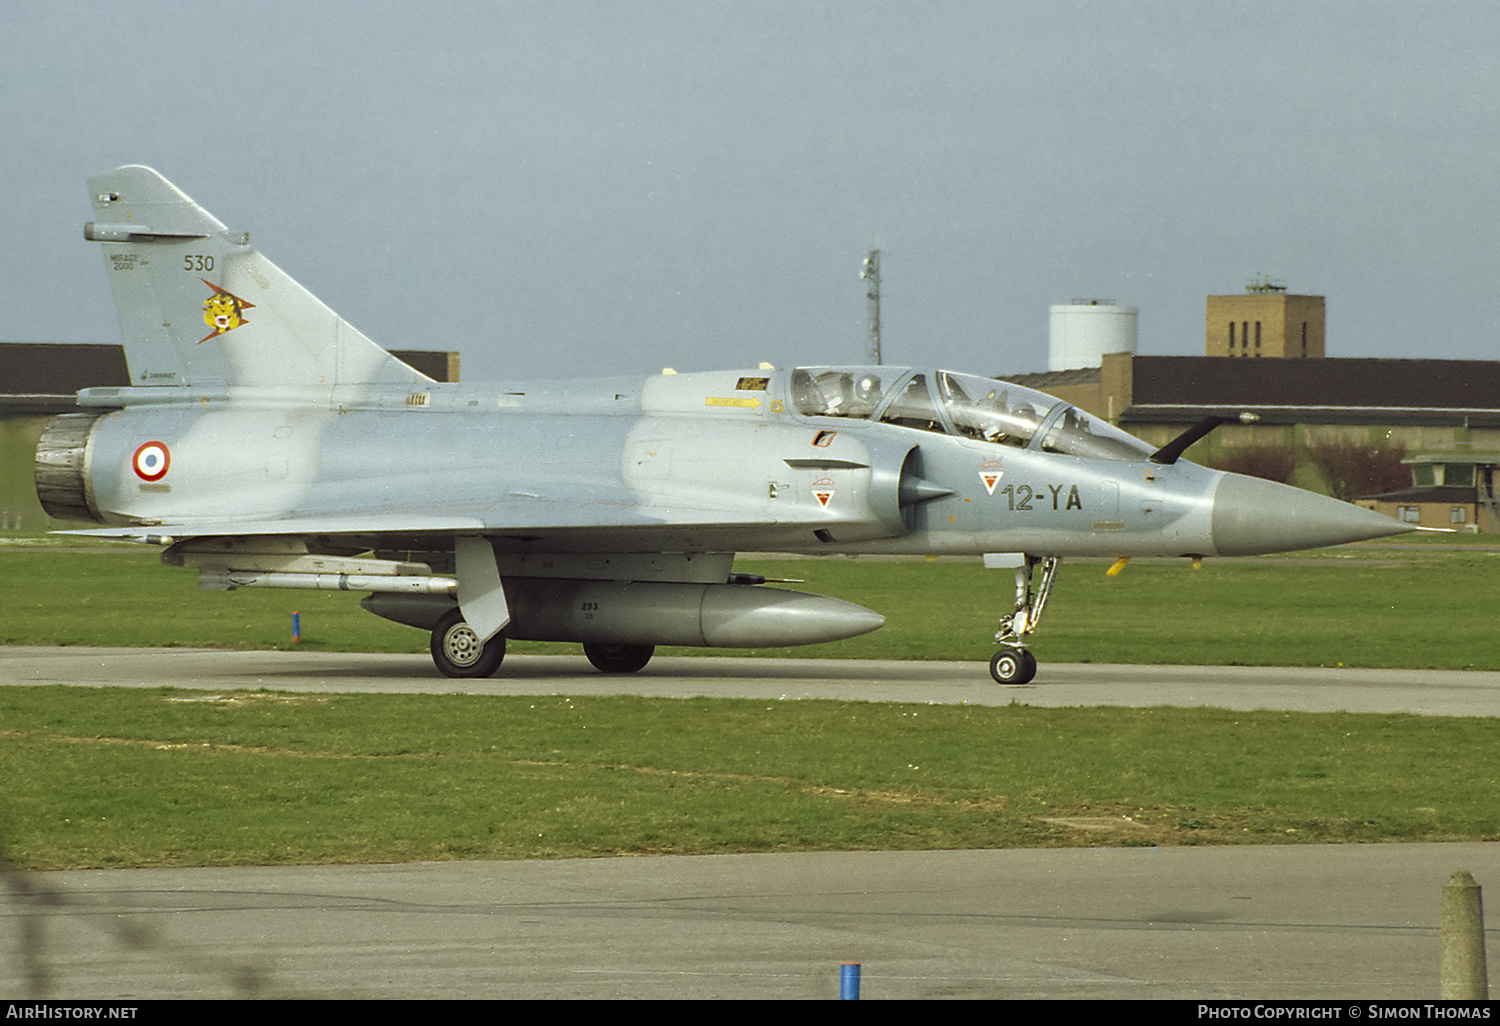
[989,555,1059,685]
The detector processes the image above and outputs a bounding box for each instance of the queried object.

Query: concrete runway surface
[4,646,1499,1000]
[6,645,1500,716]
[7,844,1499,1000]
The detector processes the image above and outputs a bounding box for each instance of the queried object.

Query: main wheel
[989,647,1037,685]
[430,608,506,678]
[583,642,655,674]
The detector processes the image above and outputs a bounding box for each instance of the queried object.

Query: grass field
[4,686,1499,871]
[3,537,1497,871]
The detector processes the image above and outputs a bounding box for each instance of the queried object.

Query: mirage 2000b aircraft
[35,166,1413,683]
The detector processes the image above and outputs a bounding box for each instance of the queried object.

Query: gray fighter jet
[35,166,1412,683]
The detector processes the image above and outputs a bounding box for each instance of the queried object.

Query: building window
[1228,322,1236,351]
[1451,507,1467,524]
[1301,322,1308,355]
[1255,321,1262,349]
[1399,506,1421,523]
[1444,464,1475,487]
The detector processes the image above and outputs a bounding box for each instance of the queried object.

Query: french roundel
[132,441,171,482]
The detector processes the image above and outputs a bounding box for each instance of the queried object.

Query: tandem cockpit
[789,366,1154,462]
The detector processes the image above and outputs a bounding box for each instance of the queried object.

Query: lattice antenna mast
[1246,272,1287,294]
[860,249,882,364]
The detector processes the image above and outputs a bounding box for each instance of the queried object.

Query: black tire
[989,647,1037,685]
[430,608,506,678]
[582,642,655,674]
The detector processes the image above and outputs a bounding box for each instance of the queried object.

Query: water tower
[1048,299,1138,371]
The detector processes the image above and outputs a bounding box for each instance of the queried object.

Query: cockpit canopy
[790,366,1155,461]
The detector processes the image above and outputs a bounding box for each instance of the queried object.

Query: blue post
[292,611,301,644]
[840,962,860,1000]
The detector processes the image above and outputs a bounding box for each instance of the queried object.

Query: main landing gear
[431,608,506,679]
[989,555,1060,686]
[428,609,658,678]
[583,643,656,674]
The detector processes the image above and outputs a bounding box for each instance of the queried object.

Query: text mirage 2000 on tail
[35,166,1414,682]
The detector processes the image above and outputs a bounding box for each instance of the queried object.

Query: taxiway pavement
[7,844,1500,1000]
[5,645,1500,716]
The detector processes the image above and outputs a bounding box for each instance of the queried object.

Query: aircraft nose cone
[1210,472,1413,556]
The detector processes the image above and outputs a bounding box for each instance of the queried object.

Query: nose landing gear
[988,554,1059,685]
[989,646,1037,685]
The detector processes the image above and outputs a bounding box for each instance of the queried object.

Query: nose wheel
[989,647,1037,685]
[989,554,1059,685]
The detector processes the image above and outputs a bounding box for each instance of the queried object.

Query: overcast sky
[4,1,1498,382]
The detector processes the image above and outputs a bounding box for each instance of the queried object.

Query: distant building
[1205,291,1325,359]
[1356,454,1500,533]
[1005,354,1500,451]
[1000,285,1500,489]
[0,343,130,415]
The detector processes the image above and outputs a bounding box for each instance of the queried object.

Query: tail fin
[85,165,429,389]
